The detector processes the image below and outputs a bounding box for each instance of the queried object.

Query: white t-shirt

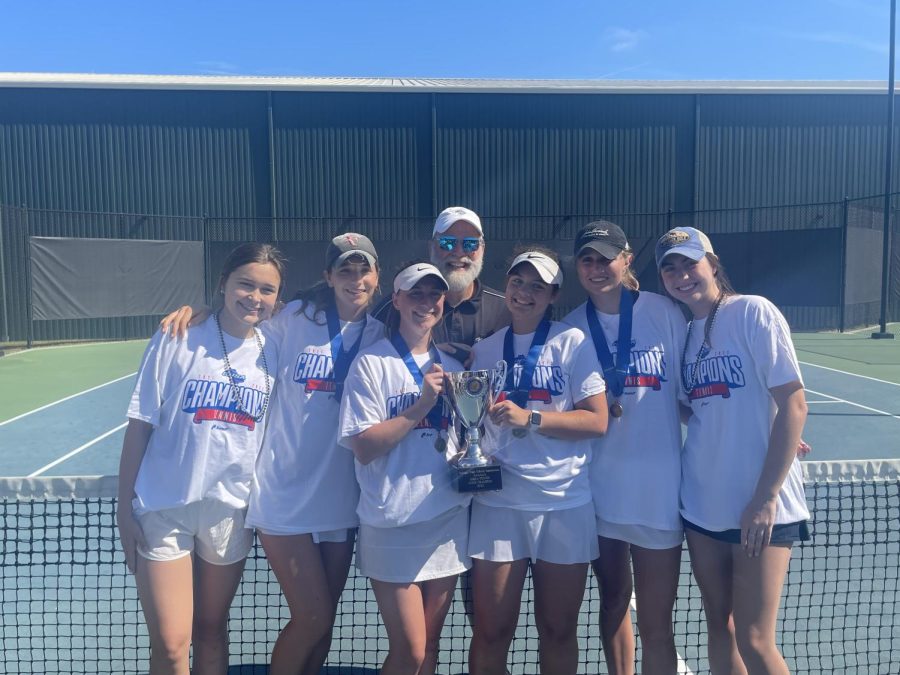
[127,315,276,513]
[680,295,810,531]
[247,301,385,533]
[563,292,686,531]
[470,322,606,511]
[339,338,468,528]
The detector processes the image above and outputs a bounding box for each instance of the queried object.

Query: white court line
[27,422,128,477]
[0,373,136,427]
[629,595,695,674]
[1,338,147,356]
[799,360,900,388]
[806,400,844,404]
[843,323,900,334]
[804,388,900,421]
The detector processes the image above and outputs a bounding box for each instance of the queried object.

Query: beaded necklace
[214,313,271,423]
[681,292,725,398]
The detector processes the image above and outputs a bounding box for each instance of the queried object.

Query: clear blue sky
[2,0,895,80]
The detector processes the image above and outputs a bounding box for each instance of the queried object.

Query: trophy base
[452,462,503,493]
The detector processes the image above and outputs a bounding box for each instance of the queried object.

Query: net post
[202,213,210,306]
[874,0,897,340]
[839,196,849,332]
[0,204,10,343]
[24,205,33,349]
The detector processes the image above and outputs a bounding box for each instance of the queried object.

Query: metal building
[0,73,897,341]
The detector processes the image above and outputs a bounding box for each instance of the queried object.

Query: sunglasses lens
[437,236,480,252]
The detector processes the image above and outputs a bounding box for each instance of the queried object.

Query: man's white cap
[507,251,564,286]
[393,262,450,293]
[433,206,483,236]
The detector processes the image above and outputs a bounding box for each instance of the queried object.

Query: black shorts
[682,518,810,545]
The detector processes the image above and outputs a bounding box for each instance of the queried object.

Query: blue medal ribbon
[390,332,444,430]
[326,305,366,402]
[585,290,635,401]
[503,319,551,407]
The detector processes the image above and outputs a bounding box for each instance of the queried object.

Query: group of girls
[119,221,809,675]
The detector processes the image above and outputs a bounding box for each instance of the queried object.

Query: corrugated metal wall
[0,88,270,219]
[3,87,897,221]
[272,92,433,241]
[1,85,899,341]
[433,94,694,241]
[695,94,897,218]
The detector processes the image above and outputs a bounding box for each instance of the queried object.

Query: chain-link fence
[1,195,898,346]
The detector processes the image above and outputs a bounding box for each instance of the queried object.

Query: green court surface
[793,323,900,384]
[0,340,148,421]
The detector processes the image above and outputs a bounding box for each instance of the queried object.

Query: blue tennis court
[1,333,898,673]
[2,336,898,476]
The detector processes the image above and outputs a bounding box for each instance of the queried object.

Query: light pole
[873,0,897,339]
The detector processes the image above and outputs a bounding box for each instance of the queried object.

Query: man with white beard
[374,206,511,363]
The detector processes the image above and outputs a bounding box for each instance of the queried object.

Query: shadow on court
[228,668,379,674]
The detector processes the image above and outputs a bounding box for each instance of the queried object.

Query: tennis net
[1,460,898,674]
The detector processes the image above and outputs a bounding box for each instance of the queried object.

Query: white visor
[393,263,450,293]
[507,252,563,286]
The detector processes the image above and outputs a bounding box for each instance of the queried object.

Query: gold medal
[609,400,624,418]
[435,436,448,453]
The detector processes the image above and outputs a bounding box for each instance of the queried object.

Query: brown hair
[707,253,737,296]
[657,252,737,303]
[293,252,380,325]
[218,243,286,296]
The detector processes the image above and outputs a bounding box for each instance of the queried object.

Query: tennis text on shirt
[181,368,267,430]
[613,341,668,391]
[500,360,565,403]
[292,350,339,393]
[683,352,746,400]
[386,392,452,431]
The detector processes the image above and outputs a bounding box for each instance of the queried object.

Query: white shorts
[256,527,353,544]
[136,499,253,566]
[357,506,471,583]
[469,501,598,565]
[596,517,684,550]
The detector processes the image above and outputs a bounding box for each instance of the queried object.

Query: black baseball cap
[574,221,630,259]
[325,233,378,269]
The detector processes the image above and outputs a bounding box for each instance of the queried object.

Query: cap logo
[416,265,429,271]
[343,234,358,246]
[581,227,610,238]
[660,230,690,247]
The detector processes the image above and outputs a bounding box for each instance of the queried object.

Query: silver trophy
[443,361,507,492]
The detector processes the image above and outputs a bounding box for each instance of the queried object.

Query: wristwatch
[529,411,543,428]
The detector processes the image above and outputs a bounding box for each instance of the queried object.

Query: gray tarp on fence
[29,237,204,321]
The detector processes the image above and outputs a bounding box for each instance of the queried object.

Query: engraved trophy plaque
[443,361,507,492]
